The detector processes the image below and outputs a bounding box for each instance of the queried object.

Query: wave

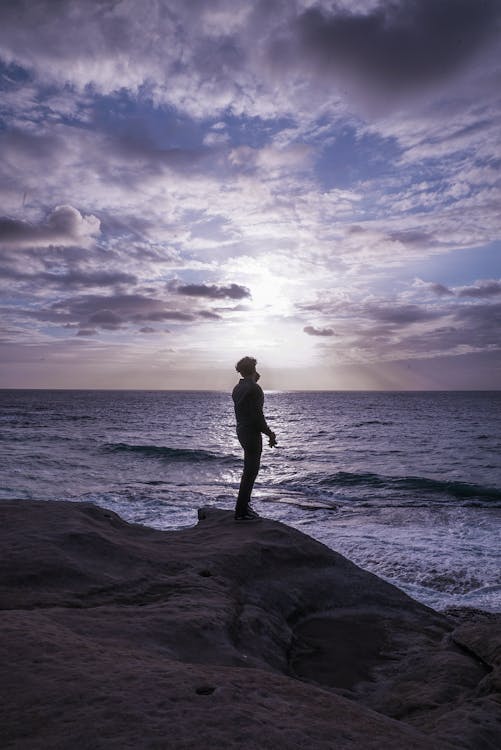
[103,442,237,464]
[282,471,501,503]
[263,497,338,511]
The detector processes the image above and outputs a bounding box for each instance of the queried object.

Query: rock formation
[1,500,500,749]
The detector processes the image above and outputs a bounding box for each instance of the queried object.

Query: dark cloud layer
[455,300,501,329]
[366,303,439,325]
[76,328,97,337]
[0,265,136,289]
[0,206,100,248]
[176,283,250,300]
[303,325,335,337]
[290,0,501,94]
[401,302,501,355]
[429,283,454,297]
[0,206,134,294]
[17,293,223,332]
[3,0,497,119]
[299,290,501,364]
[458,280,501,298]
[388,230,433,246]
[425,279,501,298]
[42,269,137,289]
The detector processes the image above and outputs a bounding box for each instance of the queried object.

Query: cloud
[30,286,241,335]
[429,283,454,297]
[198,310,222,320]
[41,269,137,289]
[229,144,312,174]
[1,0,500,128]
[387,230,433,247]
[303,325,335,337]
[396,302,501,357]
[106,128,214,176]
[0,127,61,163]
[0,206,100,248]
[455,301,501,329]
[413,280,455,297]
[0,0,255,118]
[0,265,137,289]
[288,0,501,99]
[297,283,501,366]
[458,279,501,298]
[0,2,500,387]
[0,206,137,295]
[176,282,250,300]
[88,309,123,330]
[16,293,216,332]
[365,303,439,326]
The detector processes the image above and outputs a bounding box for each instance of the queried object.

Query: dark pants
[235,429,262,516]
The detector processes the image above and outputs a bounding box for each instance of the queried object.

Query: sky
[0,0,500,390]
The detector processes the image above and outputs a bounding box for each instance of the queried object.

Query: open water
[1,389,500,613]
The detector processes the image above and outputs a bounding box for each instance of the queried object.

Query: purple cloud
[288,0,501,94]
[15,290,236,335]
[304,325,335,337]
[76,328,97,337]
[176,283,251,300]
[366,304,439,325]
[429,283,454,297]
[0,206,100,248]
[458,280,501,298]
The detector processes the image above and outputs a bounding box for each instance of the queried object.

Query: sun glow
[226,256,297,317]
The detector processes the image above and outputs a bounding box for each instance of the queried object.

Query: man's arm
[254,384,277,446]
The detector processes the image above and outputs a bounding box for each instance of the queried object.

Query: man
[232,356,276,521]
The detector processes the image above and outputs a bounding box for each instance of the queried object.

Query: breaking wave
[103,442,237,464]
[281,471,501,503]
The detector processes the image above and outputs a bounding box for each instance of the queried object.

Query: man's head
[235,356,259,380]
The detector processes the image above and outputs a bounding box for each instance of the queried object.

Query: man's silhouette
[232,356,276,521]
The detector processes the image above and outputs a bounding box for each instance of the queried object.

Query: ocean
[1,389,500,613]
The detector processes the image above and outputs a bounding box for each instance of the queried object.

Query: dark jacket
[232,378,272,436]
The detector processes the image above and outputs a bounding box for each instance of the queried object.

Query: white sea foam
[272,504,501,612]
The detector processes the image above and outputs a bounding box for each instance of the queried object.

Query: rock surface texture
[1,500,500,749]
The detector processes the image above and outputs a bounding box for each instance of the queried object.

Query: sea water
[1,389,500,613]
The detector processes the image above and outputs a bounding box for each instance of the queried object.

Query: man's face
[255,371,260,382]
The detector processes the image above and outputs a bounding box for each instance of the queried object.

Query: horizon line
[1,387,500,393]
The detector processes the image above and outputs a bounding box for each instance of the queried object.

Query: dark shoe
[235,510,261,521]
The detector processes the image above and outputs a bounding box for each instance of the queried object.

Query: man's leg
[235,433,262,517]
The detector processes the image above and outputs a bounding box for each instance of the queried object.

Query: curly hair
[235,356,257,377]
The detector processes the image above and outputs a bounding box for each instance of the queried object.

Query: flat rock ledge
[1,500,500,750]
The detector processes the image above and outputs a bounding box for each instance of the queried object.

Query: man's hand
[268,431,277,448]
